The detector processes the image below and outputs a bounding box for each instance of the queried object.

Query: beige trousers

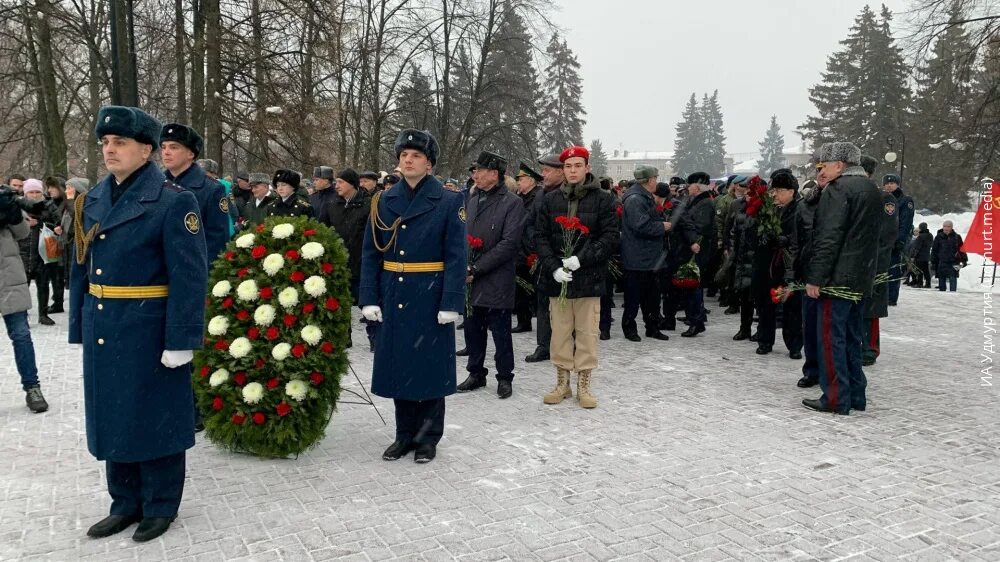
[548,297,600,372]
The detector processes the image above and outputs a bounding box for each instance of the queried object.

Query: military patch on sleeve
[184,212,201,234]
[220,197,230,213]
[458,207,467,223]
[907,201,913,209]
[884,202,896,215]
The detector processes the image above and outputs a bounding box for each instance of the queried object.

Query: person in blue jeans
[0,185,49,413]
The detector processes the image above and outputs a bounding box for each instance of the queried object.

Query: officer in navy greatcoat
[69,106,208,542]
[159,123,229,263]
[359,129,466,464]
[883,174,914,306]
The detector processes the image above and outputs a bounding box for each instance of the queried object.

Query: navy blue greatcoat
[166,162,229,262]
[359,176,466,401]
[69,163,208,463]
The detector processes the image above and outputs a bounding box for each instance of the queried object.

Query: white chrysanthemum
[278,287,299,309]
[301,242,324,260]
[285,379,309,402]
[212,280,232,298]
[254,304,276,326]
[229,337,252,359]
[235,233,255,248]
[272,223,294,239]
[303,276,326,298]
[301,325,322,346]
[242,382,264,404]
[271,342,292,361]
[207,315,229,336]
[262,253,285,276]
[209,368,229,388]
[236,280,259,302]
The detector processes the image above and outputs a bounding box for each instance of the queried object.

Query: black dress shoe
[724,306,740,315]
[789,351,803,360]
[802,398,849,415]
[38,315,55,326]
[624,332,641,342]
[659,319,676,331]
[749,332,759,342]
[680,325,705,337]
[132,516,176,542]
[456,375,486,392]
[796,377,817,388]
[645,330,670,341]
[497,380,512,399]
[755,345,772,355]
[511,324,532,333]
[48,304,64,314]
[414,444,436,463]
[524,348,550,362]
[456,347,469,356]
[862,357,875,366]
[733,330,750,341]
[600,329,611,341]
[87,514,141,538]
[382,440,414,460]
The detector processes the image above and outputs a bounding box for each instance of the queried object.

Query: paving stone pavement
[1,286,997,561]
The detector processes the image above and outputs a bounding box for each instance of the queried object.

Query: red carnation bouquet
[465,235,484,316]
[745,175,781,242]
[553,215,590,306]
[672,236,702,289]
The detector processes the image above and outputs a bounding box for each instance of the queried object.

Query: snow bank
[914,210,996,292]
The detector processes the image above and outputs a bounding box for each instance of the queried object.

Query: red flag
[962,181,999,256]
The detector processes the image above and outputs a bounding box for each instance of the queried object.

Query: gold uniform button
[95,268,103,275]
[97,338,105,345]
[97,304,104,310]
[99,234,106,240]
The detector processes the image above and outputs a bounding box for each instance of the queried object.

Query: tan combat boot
[577,371,597,409]
[543,368,573,404]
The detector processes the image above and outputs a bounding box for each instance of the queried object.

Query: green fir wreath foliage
[193,216,352,458]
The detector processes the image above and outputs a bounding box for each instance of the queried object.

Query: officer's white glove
[562,256,581,271]
[362,305,383,322]
[437,311,461,324]
[161,350,194,368]
[553,268,574,283]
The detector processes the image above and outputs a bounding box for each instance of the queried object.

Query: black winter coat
[931,230,967,277]
[912,227,933,261]
[804,168,882,294]
[238,194,275,229]
[266,195,312,218]
[794,186,823,281]
[865,191,899,318]
[730,200,757,290]
[310,187,342,225]
[326,190,370,284]
[519,185,543,257]
[536,174,619,298]
[620,184,667,271]
[18,198,62,275]
[673,190,716,272]
[467,186,526,309]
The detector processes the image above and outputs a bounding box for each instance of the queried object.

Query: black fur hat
[394,129,439,165]
[96,106,161,148]
[769,169,799,191]
[273,169,301,190]
[686,172,711,186]
[160,123,204,158]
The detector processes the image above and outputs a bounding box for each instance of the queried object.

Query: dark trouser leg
[738,288,753,333]
[948,273,958,291]
[464,307,489,378]
[47,262,65,307]
[638,271,661,331]
[513,275,532,328]
[487,308,515,382]
[816,297,852,413]
[3,312,40,388]
[938,273,947,290]
[685,288,705,327]
[139,451,186,518]
[106,461,142,517]
[801,297,819,382]
[659,270,676,328]
[622,270,642,335]
[754,284,776,347]
[599,291,613,332]
[847,302,867,409]
[411,398,445,447]
[535,288,551,352]
[782,293,803,355]
[862,316,880,363]
[887,252,902,304]
[917,260,931,287]
[393,399,417,444]
[36,266,50,315]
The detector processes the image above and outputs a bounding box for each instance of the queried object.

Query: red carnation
[325,297,340,311]
[232,413,246,425]
[233,372,247,386]
[321,341,334,354]
[266,378,279,390]
[322,263,334,274]
[252,412,266,425]
[236,310,250,321]
[247,327,260,340]
[221,297,233,309]
[212,397,224,411]
[254,358,266,369]
[466,235,484,250]
[224,251,236,261]
[237,267,249,278]
[310,371,324,385]
[214,339,229,351]
[616,206,623,218]
[302,302,316,314]
[283,314,298,328]
[251,245,267,259]
[200,366,210,378]
[664,201,674,210]
[656,204,665,213]
[303,229,317,237]
[265,326,280,340]
[526,253,538,268]
[292,343,307,358]
[276,402,292,417]
[290,271,306,283]
[285,249,300,261]
[259,287,273,299]
[255,224,266,233]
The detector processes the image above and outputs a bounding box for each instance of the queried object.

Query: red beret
[559,146,590,163]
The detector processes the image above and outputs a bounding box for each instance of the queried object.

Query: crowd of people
[0,104,972,541]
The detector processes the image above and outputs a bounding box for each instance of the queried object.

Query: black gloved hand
[0,186,24,228]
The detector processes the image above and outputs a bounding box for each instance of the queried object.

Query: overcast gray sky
[554,0,909,155]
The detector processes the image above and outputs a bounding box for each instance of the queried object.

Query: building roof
[607,151,673,161]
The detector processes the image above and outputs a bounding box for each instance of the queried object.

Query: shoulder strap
[73,195,100,265]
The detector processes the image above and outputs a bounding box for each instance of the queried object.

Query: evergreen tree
[701,90,727,176]
[394,64,437,133]
[539,33,587,152]
[801,6,912,154]
[970,28,1000,185]
[756,115,785,176]
[671,93,706,176]
[589,138,608,177]
[480,2,540,168]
